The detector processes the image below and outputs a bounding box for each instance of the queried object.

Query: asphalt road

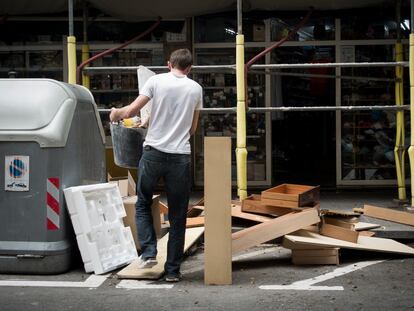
[1,244,413,311]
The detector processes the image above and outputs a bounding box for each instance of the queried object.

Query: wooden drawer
[261,184,320,207]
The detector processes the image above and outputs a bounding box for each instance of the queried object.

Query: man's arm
[110,94,151,122]
[189,110,200,135]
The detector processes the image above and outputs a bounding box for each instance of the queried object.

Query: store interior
[0,4,411,189]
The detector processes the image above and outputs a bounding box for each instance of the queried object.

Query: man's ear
[184,65,192,75]
[167,61,172,70]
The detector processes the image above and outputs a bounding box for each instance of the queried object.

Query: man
[110,49,202,282]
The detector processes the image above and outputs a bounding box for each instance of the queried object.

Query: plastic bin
[110,123,146,169]
[0,79,106,274]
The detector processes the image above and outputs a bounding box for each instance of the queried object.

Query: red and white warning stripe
[47,177,60,230]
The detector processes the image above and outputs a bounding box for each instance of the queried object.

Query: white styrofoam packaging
[63,183,138,274]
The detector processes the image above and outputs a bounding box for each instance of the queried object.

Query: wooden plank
[232,208,320,254]
[292,248,339,257]
[204,137,232,285]
[358,231,376,237]
[321,209,361,218]
[354,221,381,231]
[231,204,273,222]
[191,205,204,211]
[260,198,302,209]
[166,217,205,228]
[117,227,204,279]
[187,197,205,217]
[158,201,169,214]
[185,217,204,228]
[283,229,414,255]
[292,248,339,265]
[323,217,355,230]
[292,254,339,265]
[241,195,293,216]
[127,170,136,196]
[364,204,414,227]
[320,223,359,243]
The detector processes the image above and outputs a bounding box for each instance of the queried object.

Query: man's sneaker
[137,256,158,269]
[165,273,182,283]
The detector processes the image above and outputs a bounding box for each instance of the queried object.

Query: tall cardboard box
[122,195,161,250]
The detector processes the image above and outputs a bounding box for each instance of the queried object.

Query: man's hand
[110,107,120,122]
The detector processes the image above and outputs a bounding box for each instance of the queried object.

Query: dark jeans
[135,145,191,276]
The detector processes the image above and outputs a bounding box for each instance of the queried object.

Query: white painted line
[181,247,279,275]
[260,285,345,291]
[260,260,384,291]
[116,280,173,289]
[0,274,108,288]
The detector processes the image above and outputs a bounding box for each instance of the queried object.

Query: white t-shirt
[140,72,203,154]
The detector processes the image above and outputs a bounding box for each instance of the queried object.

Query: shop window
[270,17,335,41]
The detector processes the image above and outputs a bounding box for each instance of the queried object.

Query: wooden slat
[127,170,136,196]
[364,204,414,227]
[323,217,355,230]
[186,217,205,228]
[231,204,273,222]
[166,217,205,228]
[187,197,205,217]
[358,231,376,237]
[320,223,359,243]
[158,201,169,214]
[204,137,232,285]
[241,194,293,216]
[321,209,361,218]
[283,229,414,255]
[232,208,320,254]
[117,227,204,279]
[292,248,339,265]
[292,248,339,257]
[261,197,302,208]
[292,254,339,265]
[354,221,381,231]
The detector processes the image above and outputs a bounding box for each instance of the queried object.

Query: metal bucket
[110,123,147,169]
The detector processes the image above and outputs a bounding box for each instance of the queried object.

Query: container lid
[0,79,72,130]
[0,79,105,147]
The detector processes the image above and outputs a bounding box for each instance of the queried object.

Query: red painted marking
[47,219,58,231]
[48,177,59,189]
[47,193,59,214]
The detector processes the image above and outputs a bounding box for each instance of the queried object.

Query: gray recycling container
[0,79,106,274]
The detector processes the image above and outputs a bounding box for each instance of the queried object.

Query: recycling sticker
[5,156,29,191]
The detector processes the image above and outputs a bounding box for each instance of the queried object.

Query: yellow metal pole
[67,36,77,84]
[236,34,248,200]
[81,44,90,88]
[394,43,406,200]
[408,34,414,206]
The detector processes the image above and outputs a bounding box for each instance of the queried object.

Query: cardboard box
[108,171,136,197]
[123,195,161,250]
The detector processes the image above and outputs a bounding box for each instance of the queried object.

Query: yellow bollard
[236,34,247,200]
[394,42,407,201]
[67,36,77,84]
[408,34,414,206]
[81,44,90,89]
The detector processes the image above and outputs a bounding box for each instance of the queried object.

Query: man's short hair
[169,49,193,70]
